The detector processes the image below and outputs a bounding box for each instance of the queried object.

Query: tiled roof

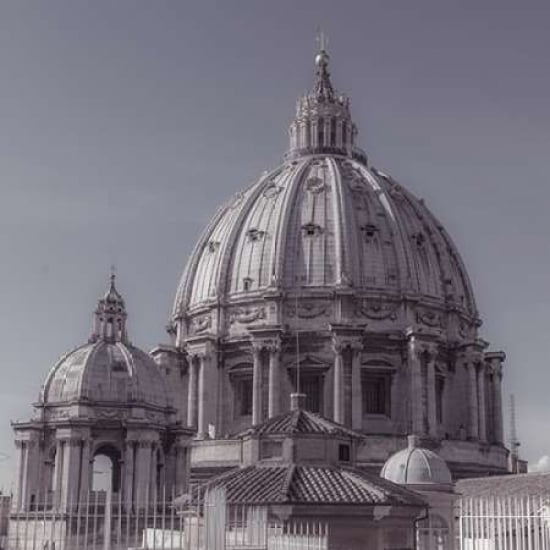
[456,472,550,498]
[232,408,363,439]
[203,464,425,507]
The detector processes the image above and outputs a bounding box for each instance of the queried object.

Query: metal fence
[0,489,328,550]
[457,495,550,550]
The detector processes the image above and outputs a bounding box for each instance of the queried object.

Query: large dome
[173,156,476,318]
[163,46,508,479]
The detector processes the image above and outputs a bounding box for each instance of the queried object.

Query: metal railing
[0,489,328,550]
[457,495,550,550]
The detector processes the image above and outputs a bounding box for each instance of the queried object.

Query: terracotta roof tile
[232,409,362,439]
[204,464,425,507]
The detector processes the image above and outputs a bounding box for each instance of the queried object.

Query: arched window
[92,445,121,493]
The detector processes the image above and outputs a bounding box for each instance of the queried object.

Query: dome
[381,436,452,487]
[173,156,476,317]
[40,340,172,410]
[164,45,508,479]
[172,48,476,323]
[39,274,172,412]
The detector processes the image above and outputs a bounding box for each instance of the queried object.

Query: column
[79,438,92,502]
[493,365,504,443]
[197,354,207,437]
[267,344,281,418]
[333,344,344,424]
[477,365,487,441]
[174,443,188,495]
[468,362,479,439]
[12,440,24,511]
[426,349,438,437]
[252,345,263,425]
[351,345,362,430]
[61,438,82,510]
[123,441,135,509]
[187,357,198,429]
[53,439,64,508]
[408,336,423,434]
[134,441,153,506]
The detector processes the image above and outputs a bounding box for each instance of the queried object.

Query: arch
[92,444,121,493]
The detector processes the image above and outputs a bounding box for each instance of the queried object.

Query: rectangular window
[436,376,445,424]
[235,378,253,416]
[338,444,350,462]
[295,374,322,413]
[361,372,391,416]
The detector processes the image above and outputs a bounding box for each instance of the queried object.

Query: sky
[0,1,549,489]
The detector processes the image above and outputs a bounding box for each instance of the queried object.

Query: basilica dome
[164,45,508,479]
[173,51,476,322]
[40,275,172,412]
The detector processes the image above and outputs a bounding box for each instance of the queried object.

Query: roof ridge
[281,463,296,501]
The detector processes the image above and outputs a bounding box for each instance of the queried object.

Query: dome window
[360,223,378,239]
[302,223,323,237]
[246,228,265,242]
[243,277,253,291]
[413,232,426,247]
[207,240,220,253]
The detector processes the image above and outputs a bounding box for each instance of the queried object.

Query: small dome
[40,340,172,410]
[39,275,172,413]
[381,436,452,487]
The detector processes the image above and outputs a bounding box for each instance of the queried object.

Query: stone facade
[156,46,509,478]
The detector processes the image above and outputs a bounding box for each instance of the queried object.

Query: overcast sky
[0,1,549,489]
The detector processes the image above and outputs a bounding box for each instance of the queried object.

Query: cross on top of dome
[286,37,366,164]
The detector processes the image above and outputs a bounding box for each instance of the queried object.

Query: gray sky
[1,1,549,489]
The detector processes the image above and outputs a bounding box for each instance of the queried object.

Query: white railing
[457,495,550,550]
[0,490,328,550]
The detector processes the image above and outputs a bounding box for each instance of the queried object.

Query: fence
[457,495,550,550]
[0,489,328,550]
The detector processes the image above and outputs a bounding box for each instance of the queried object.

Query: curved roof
[173,158,476,319]
[203,463,425,506]
[40,340,173,410]
[381,441,453,487]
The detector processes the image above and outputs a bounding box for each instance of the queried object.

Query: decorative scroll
[416,308,443,328]
[263,182,283,198]
[230,306,266,325]
[191,314,212,334]
[286,300,330,319]
[355,299,398,321]
[305,176,327,194]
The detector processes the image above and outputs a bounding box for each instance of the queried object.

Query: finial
[315,29,330,68]
[109,265,116,289]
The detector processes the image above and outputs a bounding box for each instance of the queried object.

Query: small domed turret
[381,435,453,489]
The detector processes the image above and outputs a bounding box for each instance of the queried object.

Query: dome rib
[173,157,478,321]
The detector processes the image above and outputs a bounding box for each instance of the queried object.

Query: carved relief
[191,314,212,334]
[286,300,330,319]
[263,183,283,199]
[355,298,398,321]
[230,306,266,325]
[305,176,327,194]
[416,308,443,328]
[96,408,125,420]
